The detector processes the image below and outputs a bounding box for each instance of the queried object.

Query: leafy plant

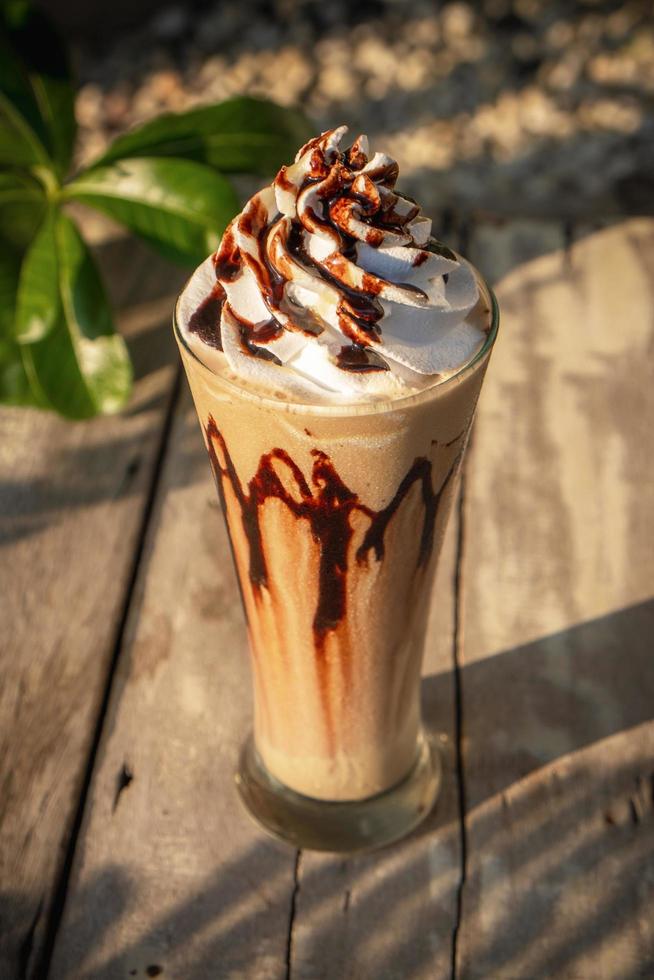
[0,1,311,418]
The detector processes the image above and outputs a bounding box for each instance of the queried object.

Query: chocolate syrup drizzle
[335,344,389,372]
[204,415,464,738]
[189,129,459,374]
[286,224,386,346]
[187,283,225,351]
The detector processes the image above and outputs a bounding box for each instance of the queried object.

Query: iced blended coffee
[175,127,496,820]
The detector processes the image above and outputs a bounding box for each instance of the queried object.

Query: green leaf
[0,170,47,250]
[0,238,20,338]
[22,211,132,418]
[0,170,44,209]
[0,170,46,249]
[0,106,45,168]
[0,338,41,406]
[0,240,42,406]
[0,200,46,252]
[15,208,59,342]
[0,2,76,175]
[91,97,313,176]
[65,157,240,266]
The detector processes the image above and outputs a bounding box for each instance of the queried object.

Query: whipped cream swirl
[181,126,485,402]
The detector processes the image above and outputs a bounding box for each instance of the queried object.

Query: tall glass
[174,274,498,852]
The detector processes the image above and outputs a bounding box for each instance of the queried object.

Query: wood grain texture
[456,219,654,979]
[48,388,298,980]
[288,515,462,980]
[0,236,184,979]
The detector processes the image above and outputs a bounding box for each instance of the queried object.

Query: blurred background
[44,0,654,219]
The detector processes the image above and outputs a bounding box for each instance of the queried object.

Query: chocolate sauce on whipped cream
[188,283,225,350]
[213,227,241,282]
[286,223,385,346]
[335,345,389,372]
[182,127,484,402]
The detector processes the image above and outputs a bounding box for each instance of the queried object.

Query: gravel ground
[71,0,654,218]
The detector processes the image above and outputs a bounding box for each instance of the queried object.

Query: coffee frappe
[175,126,497,808]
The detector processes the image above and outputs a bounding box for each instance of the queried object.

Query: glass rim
[173,267,500,419]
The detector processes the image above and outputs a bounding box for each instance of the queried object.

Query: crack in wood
[603,771,654,829]
[115,455,143,497]
[18,896,43,980]
[563,219,575,270]
[629,798,641,825]
[630,773,654,826]
[112,762,134,813]
[450,464,469,980]
[284,850,301,980]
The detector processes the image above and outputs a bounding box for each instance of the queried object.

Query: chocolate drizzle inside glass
[204,416,465,743]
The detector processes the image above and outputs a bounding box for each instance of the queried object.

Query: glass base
[234,734,442,853]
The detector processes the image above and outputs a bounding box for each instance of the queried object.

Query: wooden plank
[0,234,184,979]
[48,386,298,980]
[288,516,462,980]
[456,218,654,979]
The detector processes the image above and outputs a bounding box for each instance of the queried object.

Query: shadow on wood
[423,598,654,810]
[24,601,652,979]
[429,598,654,980]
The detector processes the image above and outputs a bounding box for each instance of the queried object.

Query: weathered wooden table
[2,217,653,980]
